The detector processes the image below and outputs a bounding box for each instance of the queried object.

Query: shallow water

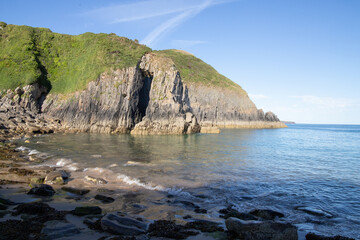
[21,124,360,239]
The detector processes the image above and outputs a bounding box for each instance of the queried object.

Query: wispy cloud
[292,95,359,108]
[84,0,234,46]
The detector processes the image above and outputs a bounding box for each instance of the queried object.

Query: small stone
[95,194,114,203]
[28,184,55,196]
[72,206,102,216]
[85,175,108,185]
[24,140,30,143]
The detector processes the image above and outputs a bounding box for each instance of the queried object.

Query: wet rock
[296,206,333,218]
[0,219,43,240]
[61,186,90,195]
[85,175,108,185]
[219,206,257,220]
[0,210,10,218]
[194,208,207,214]
[8,167,35,176]
[12,202,56,216]
[41,220,80,239]
[101,213,148,235]
[183,215,192,219]
[225,217,298,240]
[72,206,102,216]
[30,177,45,184]
[185,220,224,232]
[306,233,355,240]
[44,170,69,185]
[0,197,15,205]
[174,200,199,209]
[95,194,115,203]
[83,215,103,231]
[148,220,198,239]
[249,209,285,220]
[0,203,7,210]
[28,184,55,196]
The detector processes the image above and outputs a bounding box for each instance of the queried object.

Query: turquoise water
[24,124,360,238]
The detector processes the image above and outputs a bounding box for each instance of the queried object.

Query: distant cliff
[0,22,285,136]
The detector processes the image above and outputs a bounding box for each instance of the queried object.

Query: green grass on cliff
[0,22,150,93]
[157,49,247,94]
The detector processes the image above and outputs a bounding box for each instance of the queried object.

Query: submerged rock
[41,220,80,239]
[184,220,224,232]
[219,206,257,220]
[225,217,298,240]
[28,184,55,196]
[148,220,198,239]
[72,206,102,216]
[95,194,115,203]
[249,209,285,220]
[306,232,355,240]
[296,206,333,218]
[61,187,90,195]
[101,213,148,235]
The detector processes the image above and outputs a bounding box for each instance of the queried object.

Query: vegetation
[156,49,247,94]
[0,23,150,93]
[0,22,245,95]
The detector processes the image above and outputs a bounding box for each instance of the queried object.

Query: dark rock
[28,184,55,196]
[306,233,355,240]
[72,206,102,216]
[0,197,15,205]
[148,220,198,239]
[0,219,43,240]
[0,203,7,210]
[41,220,80,239]
[219,206,257,220]
[95,194,115,203]
[62,187,90,195]
[249,209,285,220]
[183,215,192,219]
[185,220,223,232]
[101,213,148,235]
[83,215,103,231]
[194,208,207,214]
[12,202,55,216]
[174,200,199,209]
[225,217,298,240]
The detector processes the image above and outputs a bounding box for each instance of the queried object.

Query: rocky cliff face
[40,53,200,134]
[0,52,284,136]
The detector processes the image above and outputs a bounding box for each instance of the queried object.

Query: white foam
[124,161,148,166]
[91,154,102,158]
[117,174,166,191]
[66,163,79,172]
[16,146,28,151]
[56,158,72,167]
[108,164,118,168]
[28,150,40,155]
[83,167,107,173]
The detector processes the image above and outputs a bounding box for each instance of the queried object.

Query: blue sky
[1,0,360,124]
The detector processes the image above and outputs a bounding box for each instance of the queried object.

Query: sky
[1,0,360,124]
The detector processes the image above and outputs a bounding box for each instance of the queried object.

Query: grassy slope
[156,49,248,96]
[0,22,150,93]
[0,22,247,96]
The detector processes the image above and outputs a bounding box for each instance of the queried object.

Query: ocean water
[22,124,360,239]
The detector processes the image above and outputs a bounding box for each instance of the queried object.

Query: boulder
[28,184,55,196]
[185,220,223,232]
[219,206,257,220]
[12,202,55,216]
[101,213,148,235]
[44,170,69,185]
[306,232,355,240]
[148,220,198,239]
[225,217,298,240]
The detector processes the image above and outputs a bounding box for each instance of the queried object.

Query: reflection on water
[22,125,360,239]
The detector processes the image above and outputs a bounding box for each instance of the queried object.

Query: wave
[56,158,73,167]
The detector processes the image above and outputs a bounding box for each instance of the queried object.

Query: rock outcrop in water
[0,23,285,136]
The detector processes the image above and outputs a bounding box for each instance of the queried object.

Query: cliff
[0,22,285,136]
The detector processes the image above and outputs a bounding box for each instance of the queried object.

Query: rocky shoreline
[0,134,355,240]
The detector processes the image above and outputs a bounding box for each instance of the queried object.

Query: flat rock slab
[225,217,298,240]
[101,213,148,235]
[41,220,80,239]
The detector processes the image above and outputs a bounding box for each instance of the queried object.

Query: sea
[20,124,360,239]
